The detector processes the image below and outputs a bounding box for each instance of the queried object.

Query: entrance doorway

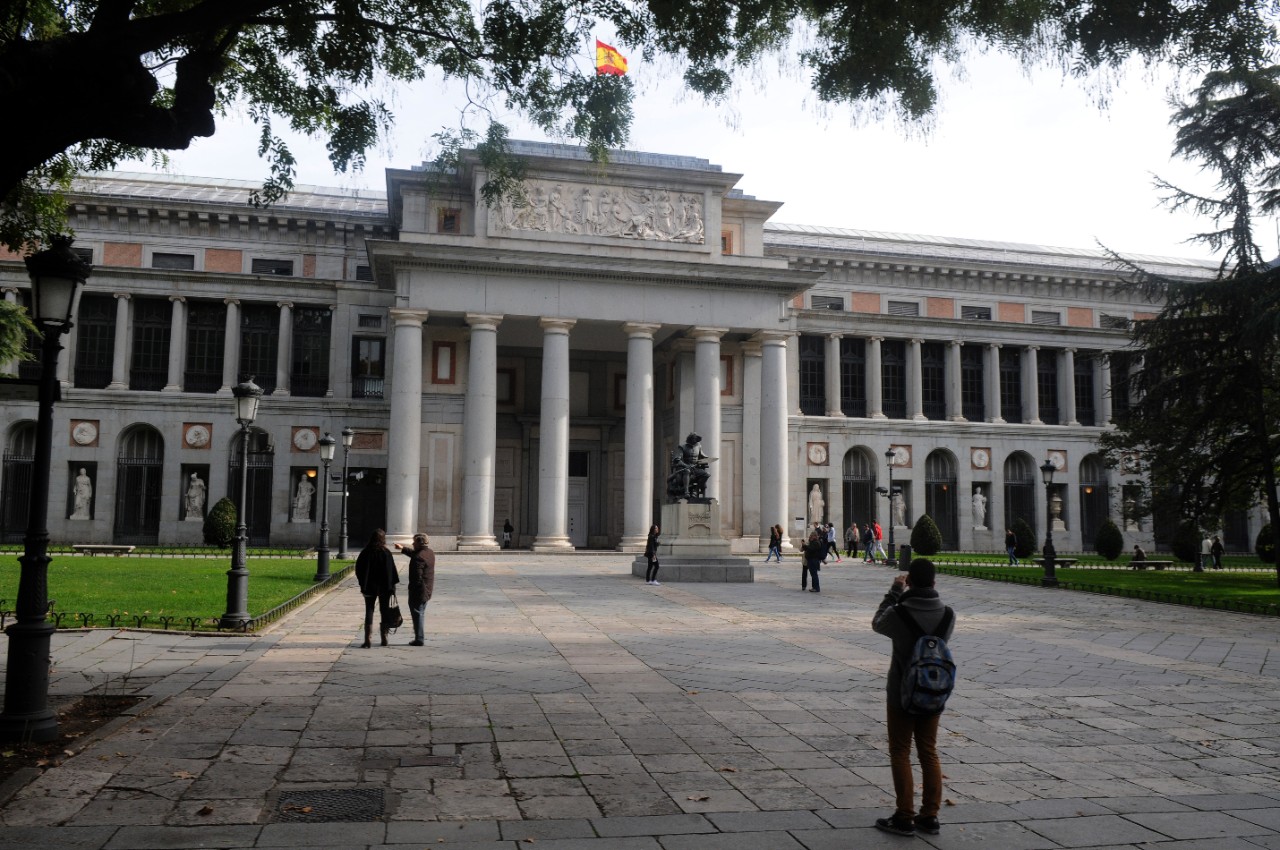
[567,450,589,548]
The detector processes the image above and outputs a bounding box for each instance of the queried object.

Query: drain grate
[399,754,460,767]
[275,788,385,822]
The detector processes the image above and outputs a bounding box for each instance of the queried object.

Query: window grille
[74,293,115,389]
[811,295,844,310]
[185,300,226,393]
[960,305,992,320]
[129,298,171,391]
[152,252,195,270]
[798,335,824,416]
[887,300,920,317]
[251,258,294,276]
[1031,310,1061,325]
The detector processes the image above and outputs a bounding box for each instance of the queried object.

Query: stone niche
[631,500,753,583]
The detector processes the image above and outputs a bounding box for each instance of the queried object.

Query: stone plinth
[631,500,753,582]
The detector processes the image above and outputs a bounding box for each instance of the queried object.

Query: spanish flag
[595,39,628,76]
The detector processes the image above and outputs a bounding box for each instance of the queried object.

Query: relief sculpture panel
[493,180,705,244]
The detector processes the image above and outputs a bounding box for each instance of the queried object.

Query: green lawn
[0,556,330,628]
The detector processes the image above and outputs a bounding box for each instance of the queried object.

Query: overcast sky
[153,47,1238,263]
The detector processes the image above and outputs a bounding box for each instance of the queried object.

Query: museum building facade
[0,141,1259,554]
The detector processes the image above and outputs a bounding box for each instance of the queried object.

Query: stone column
[107,293,130,390]
[1023,345,1042,424]
[1,288,17,375]
[620,322,661,551]
[740,339,763,548]
[533,318,576,551]
[825,333,844,417]
[163,296,186,392]
[219,298,240,394]
[867,336,886,419]
[908,337,926,421]
[759,331,792,552]
[946,339,964,421]
[1060,348,1078,425]
[693,326,727,502]
[273,301,293,395]
[677,350,695,440]
[385,308,428,544]
[325,304,338,397]
[1097,354,1113,425]
[986,343,1004,423]
[786,330,802,415]
[459,313,503,550]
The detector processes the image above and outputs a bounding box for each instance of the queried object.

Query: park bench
[1033,558,1078,569]
[71,544,135,556]
[1131,559,1173,571]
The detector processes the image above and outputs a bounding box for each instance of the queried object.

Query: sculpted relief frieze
[493,179,705,244]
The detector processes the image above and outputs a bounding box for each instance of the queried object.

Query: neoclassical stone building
[0,141,1260,553]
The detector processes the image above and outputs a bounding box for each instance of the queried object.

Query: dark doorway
[1,423,35,543]
[229,429,274,547]
[344,467,387,548]
[114,426,164,545]
[924,451,958,549]
[1079,454,1109,551]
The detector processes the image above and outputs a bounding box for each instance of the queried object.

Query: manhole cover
[399,755,460,767]
[275,788,385,822]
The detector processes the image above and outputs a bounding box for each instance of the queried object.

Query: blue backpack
[895,606,956,716]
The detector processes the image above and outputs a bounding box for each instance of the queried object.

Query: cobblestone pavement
[2,554,1279,849]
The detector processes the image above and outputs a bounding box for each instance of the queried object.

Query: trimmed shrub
[1257,523,1276,563]
[1094,518,1124,560]
[910,514,943,556]
[1171,520,1201,564]
[203,497,238,548]
[1011,518,1036,559]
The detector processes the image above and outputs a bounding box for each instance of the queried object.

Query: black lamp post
[885,447,899,566]
[337,426,355,559]
[220,378,263,628]
[314,433,335,582]
[0,235,90,743]
[1040,459,1059,588]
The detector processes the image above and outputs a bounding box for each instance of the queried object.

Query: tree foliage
[203,497,238,548]
[1171,520,1201,564]
[1258,523,1276,563]
[4,0,1280,250]
[909,513,942,556]
[1094,517,1124,560]
[1011,517,1037,559]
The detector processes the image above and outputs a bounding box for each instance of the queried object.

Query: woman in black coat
[355,528,399,647]
[644,525,661,585]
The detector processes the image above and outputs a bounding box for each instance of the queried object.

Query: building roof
[73,172,388,218]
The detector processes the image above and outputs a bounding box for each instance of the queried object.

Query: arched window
[1004,452,1037,537]
[925,450,958,548]
[1,422,36,542]
[115,426,164,544]
[842,448,877,532]
[1079,454,1109,550]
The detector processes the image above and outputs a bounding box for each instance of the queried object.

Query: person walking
[845,522,859,559]
[502,519,513,549]
[644,525,662,585]
[398,533,435,647]
[765,524,783,563]
[872,558,956,837]
[1211,535,1224,569]
[825,523,843,563]
[862,523,877,564]
[1200,534,1213,571]
[355,528,400,648]
[872,520,888,561]
[802,529,824,592]
[1005,528,1019,566]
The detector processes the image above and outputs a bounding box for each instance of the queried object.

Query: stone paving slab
[3,553,1280,849]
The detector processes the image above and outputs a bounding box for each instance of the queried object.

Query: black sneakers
[914,815,940,835]
[874,815,915,836]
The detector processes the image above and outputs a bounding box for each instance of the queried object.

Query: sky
[152,47,1235,263]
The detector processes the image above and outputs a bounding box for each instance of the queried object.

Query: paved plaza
[2,554,1279,849]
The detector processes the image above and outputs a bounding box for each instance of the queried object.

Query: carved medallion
[1047,450,1067,471]
[806,442,829,466]
[70,420,99,447]
[183,423,211,449]
[970,447,991,470]
[292,427,318,452]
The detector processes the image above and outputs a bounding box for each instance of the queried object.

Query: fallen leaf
[63,749,76,757]
[1,750,13,758]
[717,766,737,772]
[686,691,699,695]
[687,794,710,801]
[197,804,215,816]
[172,770,197,780]
[522,840,536,844]
[35,758,48,767]
[944,799,955,806]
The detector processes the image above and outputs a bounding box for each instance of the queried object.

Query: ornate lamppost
[884,447,899,566]
[220,378,263,628]
[0,236,90,743]
[337,426,355,559]
[1040,459,1059,587]
[314,432,335,582]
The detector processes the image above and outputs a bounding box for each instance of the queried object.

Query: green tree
[1100,65,1280,586]
[1094,518,1125,560]
[909,513,943,556]
[1258,523,1276,563]
[203,497,238,548]
[1011,517,1037,560]
[1171,520,1202,564]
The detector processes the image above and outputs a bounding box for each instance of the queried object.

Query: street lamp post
[220,379,263,628]
[884,447,898,567]
[314,433,336,582]
[337,426,355,559]
[1040,459,1059,588]
[0,235,90,743]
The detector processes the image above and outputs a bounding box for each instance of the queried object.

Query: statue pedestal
[631,500,753,583]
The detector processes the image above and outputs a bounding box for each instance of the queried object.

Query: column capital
[869,335,885,343]
[691,326,728,342]
[826,331,843,341]
[168,294,185,304]
[1025,344,1040,351]
[909,336,924,345]
[115,292,131,301]
[740,339,763,357]
[390,307,429,326]
[987,341,1001,350]
[752,330,790,345]
[223,296,239,306]
[622,321,661,339]
[1062,347,1077,355]
[466,312,503,331]
[539,317,576,333]
[276,300,293,310]
[949,338,962,348]
[2,286,19,296]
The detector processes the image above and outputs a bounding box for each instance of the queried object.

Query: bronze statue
[667,432,713,500]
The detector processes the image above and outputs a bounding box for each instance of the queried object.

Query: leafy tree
[1258,523,1276,563]
[1094,518,1124,560]
[1100,65,1280,586]
[1010,517,1037,559]
[4,0,1280,250]
[0,300,36,376]
[909,513,942,556]
[1171,520,1202,564]
[203,497,238,548]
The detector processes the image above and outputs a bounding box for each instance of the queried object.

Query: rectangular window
[185,300,226,393]
[352,336,385,398]
[811,295,844,310]
[291,306,331,397]
[1110,352,1132,418]
[438,208,461,233]
[497,368,516,405]
[74,293,115,389]
[961,345,985,421]
[798,335,825,416]
[921,342,946,421]
[720,355,734,396]
[882,340,907,419]
[239,303,279,392]
[999,348,1022,423]
[357,313,382,329]
[961,305,992,321]
[250,258,294,276]
[887,300,920,317]
[1099,313,1130,330]
[432,341,456,384]
[720,230,734,255]
[71,247,93,264]
[129,297,171,391]
[355,264,375,282]
[839,337,866,417]
[1075,353,1096,426]
[152,252,195,270]
[1037,353,1059,424]
[1031,310,1062,325]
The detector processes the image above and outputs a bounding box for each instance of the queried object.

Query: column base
[106,381,127,390]
[617,536,647,553]
[869,412,888,420]
[825,410,845,418]
[988,416,1006,424]
[457,535,500,551]
[162,384,181,393]
[912,414,929,422]
[947,415,966,422]
[532,537,574,552]
[272,388,291,397]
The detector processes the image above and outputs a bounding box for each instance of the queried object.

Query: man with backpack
[871,558,956,838]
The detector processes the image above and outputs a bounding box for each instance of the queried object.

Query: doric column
[107,293,130,390]
[908,337,926,421]
[946,339,964,421]
[533,318,576,551]
[273,301,293,396]
[164,296,186,392]
[825,333,843,417]
[986,343,1004,423]
[1,288,17,374]
[867,336,886,419]
[786,330,802,416]
[459,313,503,550]
[1060,348,1078,425]
[1097,354,1113,425]
[218,298,240,394]
[1023,345,1042,424]
[740,339,763,548]
[620,322,661,551]
[385,308,428,544]
[693,326,727,502]
[759,331,792,552]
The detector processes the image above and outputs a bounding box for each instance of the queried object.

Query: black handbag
[386,595,404,630]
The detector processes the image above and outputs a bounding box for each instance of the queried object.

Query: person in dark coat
[644,525,661,585]
[355,528,399,647]
[1210,536,1224,569]
[802,530,824,592]
[399,533,435,646]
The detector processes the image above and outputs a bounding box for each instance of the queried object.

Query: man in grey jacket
[871,558,955,837]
